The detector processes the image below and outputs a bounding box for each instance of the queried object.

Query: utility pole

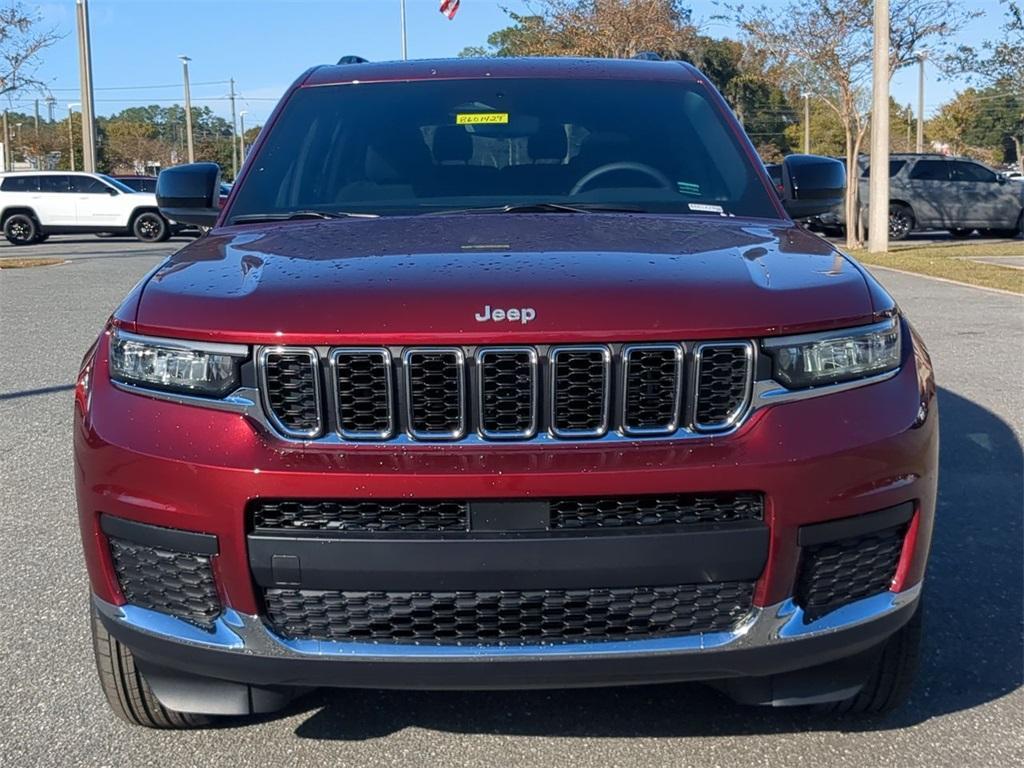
[179,55,195,163]
[228,78,238,179]
[239,111,247,162]
[33,100,39,138]
[801,92,811,154]
[75,0,97,172]
[906,103,912,151]
[400,0,408,60]
[915,51,927,153]
[68,104,79,171]
[46,96,55,123]
[2,111,9,171]
[868,0,890,254]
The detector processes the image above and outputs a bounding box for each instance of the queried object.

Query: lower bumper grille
[108,538,221,628]
[263,582,755,645]
[795,524,906,622]
[250,492,763,534]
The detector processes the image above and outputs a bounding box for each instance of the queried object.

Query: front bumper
[95,584,921,692]
[76,326,937,704]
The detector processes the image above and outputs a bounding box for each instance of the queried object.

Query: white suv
[0,171,178,245]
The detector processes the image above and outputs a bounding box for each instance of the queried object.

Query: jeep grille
[257,342,754,443]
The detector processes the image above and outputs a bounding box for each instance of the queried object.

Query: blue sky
[15,0,1006,127]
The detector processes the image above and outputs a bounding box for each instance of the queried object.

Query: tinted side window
[69,175,110,194]
[908,160,949,181]
[39,175,71,193]
[860,160,906,178]
[1,175,40,192]
[949,161,996,182]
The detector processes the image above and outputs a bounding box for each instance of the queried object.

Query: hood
[134,214,875,344]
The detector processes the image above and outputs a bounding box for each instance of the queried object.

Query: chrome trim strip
[548,345,612,438]
[690,341,755,433]
[752,368,901,405]
[256,346,323,439]
[475,347,539,440]
[403,347,467,441]
[93,583,921,660]
[112,329,248,357]
[620,343,684,436]
[329,348,396,440]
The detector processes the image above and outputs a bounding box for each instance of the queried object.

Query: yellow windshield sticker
[456,112,509,125]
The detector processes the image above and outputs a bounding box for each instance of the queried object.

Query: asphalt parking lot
[1,236,1021,767]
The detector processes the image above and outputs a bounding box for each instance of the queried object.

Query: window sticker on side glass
[456,113,509,125]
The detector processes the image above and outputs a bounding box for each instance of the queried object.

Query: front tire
[132,211,170,243]
[821,600,923,715]
[4,213,38,245]
[91,604,213,729]
[888,204,914,241]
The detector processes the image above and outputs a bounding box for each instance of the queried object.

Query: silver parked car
[814,154,1024,240]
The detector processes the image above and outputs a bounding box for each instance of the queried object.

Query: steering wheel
[570,161,674,196]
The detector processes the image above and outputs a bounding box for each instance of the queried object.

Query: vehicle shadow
[285,386,1021,740]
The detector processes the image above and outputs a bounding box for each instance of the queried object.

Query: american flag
[439,0,461,20]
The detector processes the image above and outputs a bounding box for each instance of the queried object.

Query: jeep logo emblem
[475,305,536,324]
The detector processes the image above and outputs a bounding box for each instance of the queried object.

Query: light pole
[68,104,80,171]
[400,0,408,60]
[179,55,195,163]
[75,0,97,171]
[915,51,927,154]
[239,110,247,162]
[868,0,890,254]
[801,92,811,154]
[229,78,238,179]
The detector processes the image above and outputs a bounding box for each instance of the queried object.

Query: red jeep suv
[75,57,937,728]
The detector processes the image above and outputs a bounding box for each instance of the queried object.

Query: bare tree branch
[0,2,62,98]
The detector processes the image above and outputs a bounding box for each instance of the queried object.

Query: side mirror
[157,163,221,228]
[108,187,118,196]
[780,154,846,219]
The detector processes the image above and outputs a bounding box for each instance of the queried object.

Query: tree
[683,37,796,159]
[460,1,697,58]
[728,0,978,247]
[948,1,1024,170]
[0,2,60,97]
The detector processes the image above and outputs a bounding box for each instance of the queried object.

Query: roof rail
[337,55,369,65]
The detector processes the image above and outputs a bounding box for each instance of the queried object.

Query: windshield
[228,78,779,222]
[100,174,140,194]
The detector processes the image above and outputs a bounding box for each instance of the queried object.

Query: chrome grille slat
[258,347,322,438]
[549,345,612,438]
[621,344,683,435]
[476,347,538,439]
[692,342,754,432]
[403,348,467,440]
[330,348,394,439]
[258,342,755,443]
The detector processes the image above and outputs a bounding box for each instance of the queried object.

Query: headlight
[109,331,246,396]
[763,318,901,388]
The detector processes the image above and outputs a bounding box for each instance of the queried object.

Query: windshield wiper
[231,210,380,224]
[425,202,646,215]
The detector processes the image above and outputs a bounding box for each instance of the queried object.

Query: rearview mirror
[156,163,221,228]
[780,154,846,219]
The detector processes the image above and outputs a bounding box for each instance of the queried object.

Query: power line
[46,80,231,92]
